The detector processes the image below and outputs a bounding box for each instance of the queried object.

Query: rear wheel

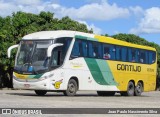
[134,82,143,96]
[97,91,115,96]
[121,81,135,96]
[63,79,78,96]
[35,90,47,96]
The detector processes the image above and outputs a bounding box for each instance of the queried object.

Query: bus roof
[22,30,156,51]
[95,35,156,51]
[22,30,94,40]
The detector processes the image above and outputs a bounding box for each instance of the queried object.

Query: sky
[0,0,160,45]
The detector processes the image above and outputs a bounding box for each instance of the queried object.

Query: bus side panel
[65,58,97,90]
[107,61,156,92]
[83,58,119,91]
[66,58,119,91]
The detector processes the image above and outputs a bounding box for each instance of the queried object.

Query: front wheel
[63,79,78,96]
[121,81,135,96]
[134,82,143,96]
[35,90,47,96]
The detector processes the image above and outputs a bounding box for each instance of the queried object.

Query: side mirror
[47,43,63,57]
[7,44,19,58]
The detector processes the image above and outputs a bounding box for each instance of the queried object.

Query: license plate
[24,84,30,88]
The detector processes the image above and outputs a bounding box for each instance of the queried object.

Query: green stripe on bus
[75,35,87,40]
[85,58,117,85]
[96,60,117,85]
[33,74,43,79]
[84,58,109,85]
[87,37,98,41]
[28,74,43,79]
[75,35,98,41]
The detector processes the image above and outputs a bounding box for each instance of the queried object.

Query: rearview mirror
[7,44,19,58]
[47,43,63,57]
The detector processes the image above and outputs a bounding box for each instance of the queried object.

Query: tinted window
[121,47,128,61]
[139,50,146,63]
[128,48,138,62]
[82,41,88,57]
[88,41,102,58]
[149,51,156,64]
[70,38,156,64]
[116,46,121,61]
[71,40,81,57]
[103,44,111,59]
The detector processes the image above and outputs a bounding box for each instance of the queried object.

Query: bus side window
[92,42,98,58]
[88,41,94,57]
[82,41,88,57]
[103,44,110,59]
[129,48,138,62]
[149,51,156,64]
[71,40,80,57]
[121,47,127,61]
[128,48,132,62]
[135,49,139,62]
[139,50,145,63]
[145,51,149,64]
[92,42,102,58]
[110,45,116,60]
[116,46,121,61]
[51,47,62,67]
[98,43,102,59]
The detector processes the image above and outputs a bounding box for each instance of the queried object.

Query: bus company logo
[70,62,83,68]
[117,64,141,72]
[2,109,12,114]
[54,79,63,89]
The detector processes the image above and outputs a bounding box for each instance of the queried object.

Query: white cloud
[129,7,160,34]
[129,6,144,16]
[0,0,130,21]
[14,0,41,5]
[52,0,130,21]
[77,20,102,34]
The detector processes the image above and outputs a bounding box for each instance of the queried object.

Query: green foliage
[0,11,92,87]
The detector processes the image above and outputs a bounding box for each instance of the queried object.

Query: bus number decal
[147,68,154,72]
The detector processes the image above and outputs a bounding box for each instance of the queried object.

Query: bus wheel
[64,79,78,96]
[35,90,47,96]
[134,82,143,96]
[121,81,135,96]
[97,91,115,96]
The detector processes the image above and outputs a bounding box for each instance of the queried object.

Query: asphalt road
[0,89,160,117]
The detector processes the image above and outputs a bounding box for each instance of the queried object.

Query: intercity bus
[8,30,157,96]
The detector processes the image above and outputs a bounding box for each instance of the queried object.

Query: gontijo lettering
[117,64,141,72]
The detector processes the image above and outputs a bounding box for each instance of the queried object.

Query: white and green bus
[8,30,157,96]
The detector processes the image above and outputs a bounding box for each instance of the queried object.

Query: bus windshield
[14,37,72,74]
[14,40,52,74]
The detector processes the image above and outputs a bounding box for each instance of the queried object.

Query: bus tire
[35,90,47,96]
[121,81,135,96]
[64,79,78,96]
[97,91,115,96]
[134,82,143,96]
